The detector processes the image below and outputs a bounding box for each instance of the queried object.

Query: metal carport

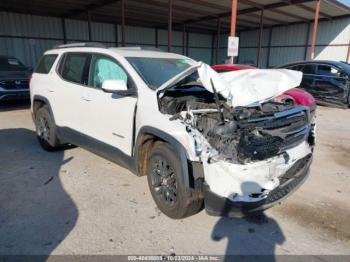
[1,0,349,66]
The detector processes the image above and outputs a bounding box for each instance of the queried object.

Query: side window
[35,54,58,74]
[59,53,90,85]
[88,54,128,89]
[301,64,315,75]
[317,65,345,78]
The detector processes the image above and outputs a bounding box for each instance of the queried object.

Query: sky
[339,0,350,6]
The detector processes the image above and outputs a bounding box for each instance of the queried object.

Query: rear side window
[300,64,315,75]
[35,54,58,74]
[317,65,346,78]
[59,53,90,85]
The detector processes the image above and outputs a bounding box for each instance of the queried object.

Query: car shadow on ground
[211,183,285,260]
[0,128,78,258]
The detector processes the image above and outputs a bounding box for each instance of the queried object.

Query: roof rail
[116,46,164,52]
[53,42,107,49]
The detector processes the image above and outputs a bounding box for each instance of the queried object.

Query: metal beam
[168,0,173,52]
[310,0,321,60]
[304,22,310,60]
[296,3,332,20]
[347,40,350,63]
[229,0,238,64]
[121,0,125,47]
[267,8,309,22]
[87,11,92,41]
[155,27,159,48]
[182,24,186,55]
[257,9,264,67]
[245,12,286,24]
[63,0,120,18]
[61,18,67,44]
[266,27,273,68]
[183,0,314,25]
[216,17,221,64]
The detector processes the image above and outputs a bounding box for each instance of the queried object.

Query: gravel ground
[0,102,349,257]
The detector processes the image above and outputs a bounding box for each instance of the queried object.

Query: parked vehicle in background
[212,64,317,111]
[0,55,32,101]
[30,44,315,219]
[278,61,350,108]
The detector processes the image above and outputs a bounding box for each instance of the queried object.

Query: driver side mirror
[102,80,128,93]
[101,79,137,97]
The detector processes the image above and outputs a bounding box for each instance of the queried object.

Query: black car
[279,60,350,108]
[0,55,32,101]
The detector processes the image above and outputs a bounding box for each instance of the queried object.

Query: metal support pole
[121,0,126,47]
[182,24,186,55]
[216,17,221,65]
[115,24,118,47]
[168,0,173,52]
[304,22,311,60]
[211,33,215,65]
[266,27,273,68]
[186,31,189,56]
[257,8,264,67]
[229,0,238,64]
[310,0,320,60]
[155,27,158,48]
[87,11,92,41]
[347,40,350,63]
[61,18,67,44]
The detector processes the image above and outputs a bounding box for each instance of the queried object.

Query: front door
[314,64,349,105]
[83,53,137,156]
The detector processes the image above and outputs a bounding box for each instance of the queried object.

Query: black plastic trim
[135,126,192,187]
[32,95,56,123]
[57,126,136,173]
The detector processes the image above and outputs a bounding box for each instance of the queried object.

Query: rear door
[82,53,137,156]
[314,64,349,105]
[299,64,316,94]
[53,52,91,132]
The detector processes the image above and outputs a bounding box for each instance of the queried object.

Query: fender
[135,126,191,187]
[32,95,56,124]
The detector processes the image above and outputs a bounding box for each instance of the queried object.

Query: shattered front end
[158,64,315,217]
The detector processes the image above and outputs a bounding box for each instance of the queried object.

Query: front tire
[35,105,61,151]
[147,142,203,219]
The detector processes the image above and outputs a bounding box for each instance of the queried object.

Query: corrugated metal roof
[0,0,348,34]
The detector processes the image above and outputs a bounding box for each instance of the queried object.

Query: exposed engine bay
[159,82,313,164]
[157,65,314,203]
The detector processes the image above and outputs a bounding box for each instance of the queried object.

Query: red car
[212,64,316,110]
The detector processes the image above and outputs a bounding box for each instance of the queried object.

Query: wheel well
[135,134,163,177]
[33,99,46,116]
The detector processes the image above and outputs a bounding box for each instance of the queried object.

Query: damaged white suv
[30,43,314,219]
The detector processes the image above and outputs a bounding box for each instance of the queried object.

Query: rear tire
[147,141,203,219]
[35,105,61,151]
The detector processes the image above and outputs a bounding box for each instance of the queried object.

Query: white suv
[30,43,314,219]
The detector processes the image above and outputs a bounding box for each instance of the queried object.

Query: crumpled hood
[197,63,303,107]
[157,62,303,107]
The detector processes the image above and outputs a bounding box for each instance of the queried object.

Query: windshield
[0,57,27,71]
[126,57,192,89]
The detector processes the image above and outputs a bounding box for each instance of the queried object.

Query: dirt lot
[0,102,349,256]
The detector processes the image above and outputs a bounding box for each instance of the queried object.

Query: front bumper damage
[203,152,312,217]
[158,64,315,217]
